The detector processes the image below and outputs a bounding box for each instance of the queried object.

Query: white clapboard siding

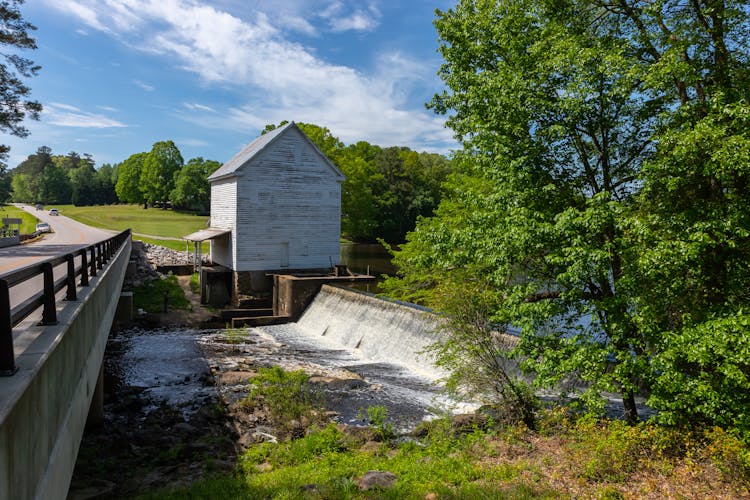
[209,178,237,268]
[209,122,344,272]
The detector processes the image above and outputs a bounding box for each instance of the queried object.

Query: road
[0,205,117,345]
[0,204,114,276]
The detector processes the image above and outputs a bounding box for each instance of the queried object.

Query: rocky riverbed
[68,243,410,498]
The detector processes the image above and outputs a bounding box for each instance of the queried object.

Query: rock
[218,370,256,385]
[251,430,278,443]
[67,479,116,500]
[451,413,490,433]
[300,484,320,494]
[172,422,196,433]
[355,470,397,491]
[255,462,273,472]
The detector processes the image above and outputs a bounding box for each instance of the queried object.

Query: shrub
[243,366,325,438]
[132,274,190,312]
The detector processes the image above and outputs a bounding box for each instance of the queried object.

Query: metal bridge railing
[0,229,131,376]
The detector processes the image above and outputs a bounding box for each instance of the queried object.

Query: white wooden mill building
[185,122,346,303]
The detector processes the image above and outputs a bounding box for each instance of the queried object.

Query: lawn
[0,204,39,234]
[55,204,209,251]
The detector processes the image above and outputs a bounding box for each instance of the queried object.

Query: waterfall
[296,285,444,379]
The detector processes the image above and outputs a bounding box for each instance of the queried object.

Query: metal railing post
[65,254,77,301]
[80,249,89,286]
[0,279,17,376]
[40,262,58,325]
[90,246,97,277]
[97,244,103,269]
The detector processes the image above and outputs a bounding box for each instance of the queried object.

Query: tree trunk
[623,389,638,425]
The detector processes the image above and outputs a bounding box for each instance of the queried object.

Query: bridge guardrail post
[40,262,58,325]
[89,247,97,277]
[97,244,103,270]
[80,249,89,286]
[65,254,77,301]
[0,279,17,376]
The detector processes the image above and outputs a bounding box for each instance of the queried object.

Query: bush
[189,272,200,294]
[132,274,190,312]
[427,279,538,429]
[243,366,325,438]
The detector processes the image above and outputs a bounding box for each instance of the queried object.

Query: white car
[35,222,51,233]
[49,208,59,216]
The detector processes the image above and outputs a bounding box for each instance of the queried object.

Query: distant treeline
[5,124,452,243]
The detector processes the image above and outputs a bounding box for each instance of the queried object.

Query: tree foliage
[171,156,220,213]
[290,122,451,242]
[385,0,750,430]
[0,0,41,168]
[140,140,183,208]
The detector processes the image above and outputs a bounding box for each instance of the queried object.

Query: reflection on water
[340,242,397,294]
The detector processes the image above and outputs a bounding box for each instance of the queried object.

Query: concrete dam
[295,285,443,379]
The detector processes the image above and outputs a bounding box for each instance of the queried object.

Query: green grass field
[55,204,209,250]
[0,205,39,234]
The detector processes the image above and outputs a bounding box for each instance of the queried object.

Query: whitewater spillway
[295,285,443,379]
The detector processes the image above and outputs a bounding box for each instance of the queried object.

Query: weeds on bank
[242,366,326,438]
[217,327,248,344]
[189,272,200,294]
[138,367,750,499]
[132,274,191,313]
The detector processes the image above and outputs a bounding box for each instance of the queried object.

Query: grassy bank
[1,205,38,234]
[137,367,750,499]
[54,204,208,250]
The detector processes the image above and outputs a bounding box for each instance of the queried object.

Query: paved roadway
[0,206,116,350]
[0,204,113,277]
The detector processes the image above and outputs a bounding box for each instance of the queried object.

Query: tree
[607,0,750,431]
[10,171,32,201]
[95,163,117,204]
[170,157,220,212]
[386,0,750,431]
[12,145,52,202]
[386,0,661,421]
[37,162,71,204]
[140,140,183,208]
[69,162,97,206]
[264,121,451,242]
[0,0,41,168]
[115,152,147,204]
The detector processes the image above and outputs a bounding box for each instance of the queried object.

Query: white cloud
[319,2,381,32]
[40,0,454,151]
[44,103,127,128]
[183,102,216,112]
[98,105,119,112]
[133,79,155,92]
[178,138,210,147]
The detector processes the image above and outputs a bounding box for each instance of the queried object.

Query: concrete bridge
[0,230,131,500]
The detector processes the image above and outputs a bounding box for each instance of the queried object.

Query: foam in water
[296,285,445,380]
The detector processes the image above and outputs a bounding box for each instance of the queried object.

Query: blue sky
[5,0,458,169]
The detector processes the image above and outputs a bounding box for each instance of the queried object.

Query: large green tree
[611,0,750,430]
[0,0,41,168]
[115,152,147,204]
[170,157,220,212]
[387,0,750,429]
[140,140,183,208]
[386,0,662,421]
